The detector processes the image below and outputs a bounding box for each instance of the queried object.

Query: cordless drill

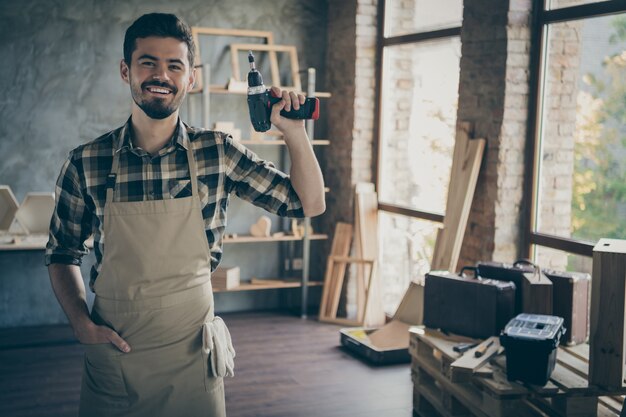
[247,51,319,132]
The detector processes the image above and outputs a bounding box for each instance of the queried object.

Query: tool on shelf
[246,51,319,132]
[452,342,479,354]
[474,339,495,358]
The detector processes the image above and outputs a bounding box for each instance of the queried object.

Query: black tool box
[542,268,590,345]
[500,314,565,385]
[340,282,423,365]
[423,268,516,339]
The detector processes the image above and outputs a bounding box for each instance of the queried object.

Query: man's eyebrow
[137,54,158,61]
[136,54,185,66]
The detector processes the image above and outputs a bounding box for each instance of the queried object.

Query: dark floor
[0,311,413,417]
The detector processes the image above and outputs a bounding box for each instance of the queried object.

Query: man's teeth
[148,87,171,94]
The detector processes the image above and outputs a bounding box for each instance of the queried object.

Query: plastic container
[500,314,565,385]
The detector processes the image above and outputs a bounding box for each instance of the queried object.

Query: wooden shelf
[0,235,94,251]
[239,139,330,146]
[192,85,332,98]
[223,234,327,243]
[213,279,323,293]
[0,234,327,251]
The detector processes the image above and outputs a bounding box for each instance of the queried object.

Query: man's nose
[152,64,171,81]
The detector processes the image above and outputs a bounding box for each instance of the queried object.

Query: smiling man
[45,13,325,417]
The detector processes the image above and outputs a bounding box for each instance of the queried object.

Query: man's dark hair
[124,13,195,68]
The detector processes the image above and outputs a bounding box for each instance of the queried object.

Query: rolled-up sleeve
[45,154,92,266]
[223,134,305,218]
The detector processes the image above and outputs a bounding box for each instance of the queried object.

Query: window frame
[374,0,462,224]
[523,0,626,259]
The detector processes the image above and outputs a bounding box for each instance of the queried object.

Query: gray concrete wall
[0,0,328,327]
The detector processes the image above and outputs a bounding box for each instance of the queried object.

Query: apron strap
[105,149,121,205]
[186,141,199,198]
[105,122,199,204]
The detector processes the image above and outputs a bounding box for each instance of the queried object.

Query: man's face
[120,36,195,120]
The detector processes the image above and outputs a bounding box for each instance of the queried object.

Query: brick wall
[323,0,378,225]
[322,0,378,316]
[457,0,533,267]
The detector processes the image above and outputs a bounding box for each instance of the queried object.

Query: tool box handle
[460,266,481,279]
[514,259,542,281]
[513,259,537,269]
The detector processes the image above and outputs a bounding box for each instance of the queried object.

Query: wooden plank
[353,187,366,322]
[355,187,386,327]
[562,343,590,362]
[599,395,624,415]
[319,256,375,326]
[318,223,352,319]
[450,337,501,373]
[431,122,486,272]
[549,361,595,393]
[589,239,626,389]
[557,347,590,380]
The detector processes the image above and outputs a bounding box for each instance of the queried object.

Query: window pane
[384,0,462,37]
[533,245,592,274]
[379,211,439,315]
[545,0,613,11]
[535,14,626,243]
[379,38,461,214]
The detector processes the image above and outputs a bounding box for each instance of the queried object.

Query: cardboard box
[340,282,423,365]
[212,266,240,290]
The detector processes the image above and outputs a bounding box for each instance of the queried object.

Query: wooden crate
[410,328,626,417]
[590,239,626,390]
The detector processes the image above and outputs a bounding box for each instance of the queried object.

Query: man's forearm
[48,264,93,336]
[283,129,326,217]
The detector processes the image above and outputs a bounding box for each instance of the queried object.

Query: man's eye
[141,61,155,67]
[170,65,182,71]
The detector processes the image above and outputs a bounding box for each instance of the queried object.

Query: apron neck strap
[105,123,200,204]
[185,139,199,197]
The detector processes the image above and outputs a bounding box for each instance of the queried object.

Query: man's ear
[188,66,197,90]
[120,60,130,84]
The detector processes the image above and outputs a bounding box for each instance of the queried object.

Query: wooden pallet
[409,328,626,417]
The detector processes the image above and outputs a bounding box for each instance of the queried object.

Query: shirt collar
[115,117,189,154]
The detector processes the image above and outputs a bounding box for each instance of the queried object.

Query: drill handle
[268,95,320,120]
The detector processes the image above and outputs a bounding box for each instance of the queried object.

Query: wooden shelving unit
[0,235,95,251]
[238,139,330,146]
[190,85,331,98]
[187,61,327,317]
[223,234,327,243]
[213,279,323,293]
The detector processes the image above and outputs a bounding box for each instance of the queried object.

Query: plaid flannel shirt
[45,118,305,290]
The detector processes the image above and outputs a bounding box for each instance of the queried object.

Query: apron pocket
[82,343,129,408]
[201,349,225,393]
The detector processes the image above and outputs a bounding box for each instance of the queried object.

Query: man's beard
[131,79,183,120]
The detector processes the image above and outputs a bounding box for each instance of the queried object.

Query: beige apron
[79,131,234,417]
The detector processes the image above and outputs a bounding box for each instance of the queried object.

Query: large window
[376,0,462,314]
[528,1,626,269]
